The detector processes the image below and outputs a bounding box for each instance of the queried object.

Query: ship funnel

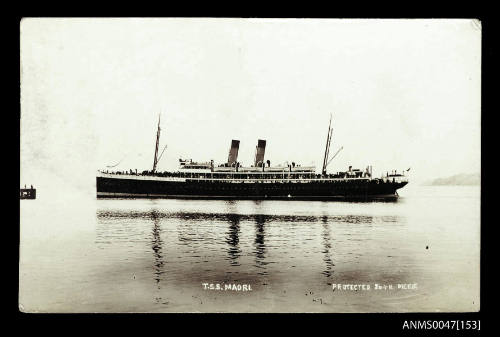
[254,139,266,167]
[227,139,240,166]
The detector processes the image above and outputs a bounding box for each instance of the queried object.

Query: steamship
[96,116,408,200]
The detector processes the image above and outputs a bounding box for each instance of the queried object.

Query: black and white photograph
[19,18,481,313]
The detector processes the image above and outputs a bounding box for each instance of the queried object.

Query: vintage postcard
[19,18,480,313]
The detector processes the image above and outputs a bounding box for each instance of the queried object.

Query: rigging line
[157,144,168,164]
[326,146,343,168]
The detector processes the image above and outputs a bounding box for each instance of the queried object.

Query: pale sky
[20,18,481,197]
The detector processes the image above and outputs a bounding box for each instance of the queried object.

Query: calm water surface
[19,185,480,312]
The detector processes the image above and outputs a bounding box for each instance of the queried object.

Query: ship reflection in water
[94,198,438,312]
[226,212,241,267]
[91,185,480,313]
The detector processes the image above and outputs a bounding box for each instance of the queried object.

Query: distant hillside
[424,173,480,186]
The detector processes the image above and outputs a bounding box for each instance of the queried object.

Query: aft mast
[152,114,161,173]
[321,114,333,176]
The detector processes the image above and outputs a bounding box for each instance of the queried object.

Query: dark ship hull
[96,175,407,201]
